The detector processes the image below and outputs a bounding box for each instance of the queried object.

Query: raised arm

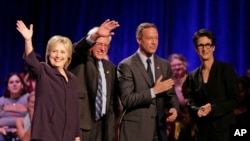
[90,19,120,41]
[16,20,34,56]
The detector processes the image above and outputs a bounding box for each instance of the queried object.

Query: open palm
[97,19,119,37]
[16,20,33,40]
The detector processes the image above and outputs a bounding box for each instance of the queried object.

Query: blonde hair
[45,35,73,69]
[28,91,35,102]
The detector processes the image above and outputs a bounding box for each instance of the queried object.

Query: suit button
[151,115,155,119]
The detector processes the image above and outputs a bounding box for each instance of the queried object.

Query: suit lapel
[102,60,111,110]
[134,53,155,86]
[134,54,152,87]
[205,61,216,99]
[154,56,161,81]
[86,55,98,97]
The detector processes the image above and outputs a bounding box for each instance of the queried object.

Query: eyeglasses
[196,43,213,49]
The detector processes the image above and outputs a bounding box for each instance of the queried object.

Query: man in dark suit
[117,22,179,141]
[182,29,240,141]
[69,19,120,141]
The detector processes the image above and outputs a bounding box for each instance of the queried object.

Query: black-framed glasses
[197,43,213,49]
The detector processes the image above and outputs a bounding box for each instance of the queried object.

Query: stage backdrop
[1,0,249,94]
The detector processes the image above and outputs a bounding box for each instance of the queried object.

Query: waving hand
[16,20,34,55]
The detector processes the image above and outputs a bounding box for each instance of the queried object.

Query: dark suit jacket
[25,51,79,141]
[117,53,179,141]
[184,60,240,140]
[69,37,118,141]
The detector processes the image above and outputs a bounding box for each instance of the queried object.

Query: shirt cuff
[150,88,156,98]
[86,34,95,44]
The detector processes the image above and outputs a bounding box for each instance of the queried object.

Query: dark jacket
[25,51,80,141]
[184,60,240,140]
[69,37,118,141]
[117,53,179,141]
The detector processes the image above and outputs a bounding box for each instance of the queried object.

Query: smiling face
[195,36,215,61]
[90,37,110,60]
[137,27,159,57]
[48,42,69,69]
[192,29,216,62]
[170,58,187,78]
[46,35,72,69]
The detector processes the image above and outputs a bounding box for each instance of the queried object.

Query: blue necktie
[147,58,154,86]
[96,61,103,120]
